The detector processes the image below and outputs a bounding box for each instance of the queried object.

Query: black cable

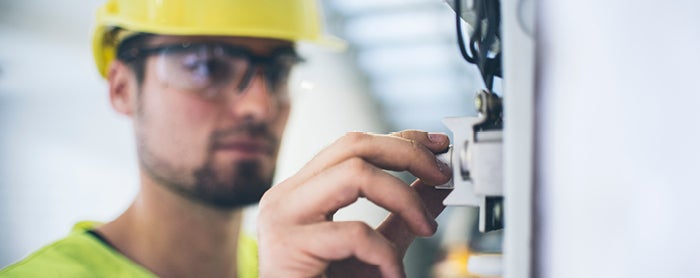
[454,0,502,92]
[455,0,475,64]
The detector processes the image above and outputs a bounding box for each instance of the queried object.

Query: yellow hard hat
[92,0,345,78]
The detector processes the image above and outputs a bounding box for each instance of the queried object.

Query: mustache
[209,122,279,151]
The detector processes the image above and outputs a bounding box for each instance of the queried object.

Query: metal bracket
[439,90,504,232]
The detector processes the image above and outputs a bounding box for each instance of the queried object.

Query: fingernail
[428,132,447,143]
[437,159,451,177]
[436,150,453,177]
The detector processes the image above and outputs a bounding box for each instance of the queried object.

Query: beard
[187,159,273,209]
[137,122,278,210]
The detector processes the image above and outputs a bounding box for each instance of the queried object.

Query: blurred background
[0,0,484,276]
[4,1,700,278]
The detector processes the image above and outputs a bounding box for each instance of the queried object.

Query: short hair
[115,32,154,85]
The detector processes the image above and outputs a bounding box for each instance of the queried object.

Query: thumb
[376,179,452,256]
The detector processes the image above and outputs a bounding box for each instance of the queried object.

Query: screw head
[474,93,484,112]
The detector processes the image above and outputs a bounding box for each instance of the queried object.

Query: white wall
[0,1,388,267]
[537,1,700,277]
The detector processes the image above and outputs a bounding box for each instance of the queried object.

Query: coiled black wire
[455,0,502,91]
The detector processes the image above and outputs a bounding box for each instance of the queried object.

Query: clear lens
[263,53,298,92]
[151,43,299,100]
[155,44,249,99]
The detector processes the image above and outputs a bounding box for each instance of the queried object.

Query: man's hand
[257,130,452,278]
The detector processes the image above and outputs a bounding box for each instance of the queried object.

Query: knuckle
[258,196,270,213]
[344,157,371,175]
[390,130,407,138]
[258,191,275,210]
[409,138,424,153]
[257,192,281,220]
[393,129,425,140]
[341,131,368,145]
[347,221,374,239]
[411,139,434,157]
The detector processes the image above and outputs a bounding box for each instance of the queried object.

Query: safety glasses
[119,42,304,100]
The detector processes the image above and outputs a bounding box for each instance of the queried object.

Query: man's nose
[227,71,275,121]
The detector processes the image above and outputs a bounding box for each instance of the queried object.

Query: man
[1,0,452,277]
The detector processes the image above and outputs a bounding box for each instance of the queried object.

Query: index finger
[389,130,450,154]
[291,132,452,189]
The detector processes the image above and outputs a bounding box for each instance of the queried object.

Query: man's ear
[108,60,138,117]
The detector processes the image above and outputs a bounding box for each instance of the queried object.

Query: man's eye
[183,59,229,82]
[265,66,290,88]
[266,59,295,87]
[183,60,211,75]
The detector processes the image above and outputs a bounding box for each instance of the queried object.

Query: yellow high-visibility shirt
[0,221,258,278]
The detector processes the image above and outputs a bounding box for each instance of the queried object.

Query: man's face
[127,35,294,209]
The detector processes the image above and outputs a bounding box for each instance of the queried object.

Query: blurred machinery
[439,0,504,234]
[434,0,535,277]
[435,0,700,277]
